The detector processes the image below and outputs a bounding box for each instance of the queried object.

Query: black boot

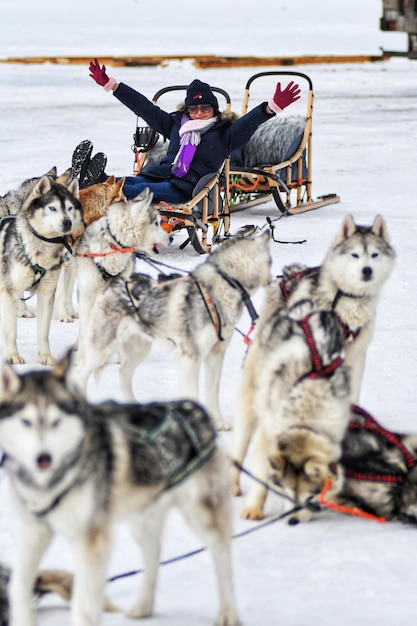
[71,140,93,185]
[79,152,108,188]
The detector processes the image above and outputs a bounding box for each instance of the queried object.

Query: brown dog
[72,175,126,240]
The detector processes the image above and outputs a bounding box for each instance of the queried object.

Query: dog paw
[240,506,265,521]
[126,599,153,618]
[39,354,57,366]
[8,353,25,364]
[216,610,242,626]
[58,312,79,323]
[18,310,35,319]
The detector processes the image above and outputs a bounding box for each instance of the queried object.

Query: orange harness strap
[319,477,386,524]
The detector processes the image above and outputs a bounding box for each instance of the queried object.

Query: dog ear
[33,175,52,198]
[52,348,74,380]
[269,451,285,472]
[105,175,116,184]
[45,166,58,178]
[56,167,74,187]
[336,214,356,241]
[67,177,80,199]
[304,456,329,481]
[0,362,21,400]
[371,214,389,241]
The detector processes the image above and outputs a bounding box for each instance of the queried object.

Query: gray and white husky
[232,299,351,523]
[0,175,83,364]
[0,353,240,626]
[73,230,272,430]
[73,187,170,349]
[0,166,73,217]
[257,214,395,403]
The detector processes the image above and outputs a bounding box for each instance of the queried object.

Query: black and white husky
[0,175,83,364]
[0,353,240,626]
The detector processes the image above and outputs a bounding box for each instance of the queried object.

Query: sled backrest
[228,71,316,214]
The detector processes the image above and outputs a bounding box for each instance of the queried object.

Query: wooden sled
[228,71,340,215]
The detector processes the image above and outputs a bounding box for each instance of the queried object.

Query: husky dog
[257,214,395,403]
[73,230,272,430]
[331,405,417,523]
[74,175,126,240]
[55,175,126,322]
[73,187,170,349]
[232,299,351,523]
[0,175,82,364]
[0,354,240,626]
[0,167,74,217]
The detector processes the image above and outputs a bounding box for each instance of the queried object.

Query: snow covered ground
[0,1,417,624]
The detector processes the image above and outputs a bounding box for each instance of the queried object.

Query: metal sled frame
[132,85,232,254]
[228,71,340,215]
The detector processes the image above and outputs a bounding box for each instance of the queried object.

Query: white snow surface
[0,1,417,624]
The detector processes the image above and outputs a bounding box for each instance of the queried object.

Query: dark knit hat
[184,79,219,112]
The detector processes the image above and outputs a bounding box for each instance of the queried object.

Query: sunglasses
[186,104,213,114]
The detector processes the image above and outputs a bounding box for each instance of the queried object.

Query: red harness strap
[278,269,307,301]
[298,314,344,379]
[345,405,416,484]
[278,269,361,342]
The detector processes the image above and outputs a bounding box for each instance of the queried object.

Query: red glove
[89,59,117,91]
[268,81,301,113]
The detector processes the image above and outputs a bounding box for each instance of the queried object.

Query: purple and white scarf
[171,115,217,178]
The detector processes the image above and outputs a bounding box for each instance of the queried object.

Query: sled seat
[228,71,340,215]
[132,85,231,254]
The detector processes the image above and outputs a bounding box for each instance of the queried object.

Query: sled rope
[266,216,307,245]
[106,503,305,585]
[319,477,386,524]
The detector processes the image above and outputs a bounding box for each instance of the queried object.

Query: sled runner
[132,85,232,254]
[228,71,340,215]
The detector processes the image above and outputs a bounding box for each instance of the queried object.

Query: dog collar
[332,288,365,309]
[27,223,73,256]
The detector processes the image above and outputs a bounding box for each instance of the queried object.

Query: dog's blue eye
[371,252,378,258]
[351,253,359,258]
[49,206,57,212]
[21,418,32,427]
[51,418,61,428]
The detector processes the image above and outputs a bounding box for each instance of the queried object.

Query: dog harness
[345,405,416,484]
[279,268,361,342]
[116,403,217,491]
[298,313,344,381]
[0,215,72,294]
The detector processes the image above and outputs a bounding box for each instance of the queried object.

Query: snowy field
[0,1,417,624]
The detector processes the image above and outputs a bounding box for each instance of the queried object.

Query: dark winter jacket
[113,82,275,197]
